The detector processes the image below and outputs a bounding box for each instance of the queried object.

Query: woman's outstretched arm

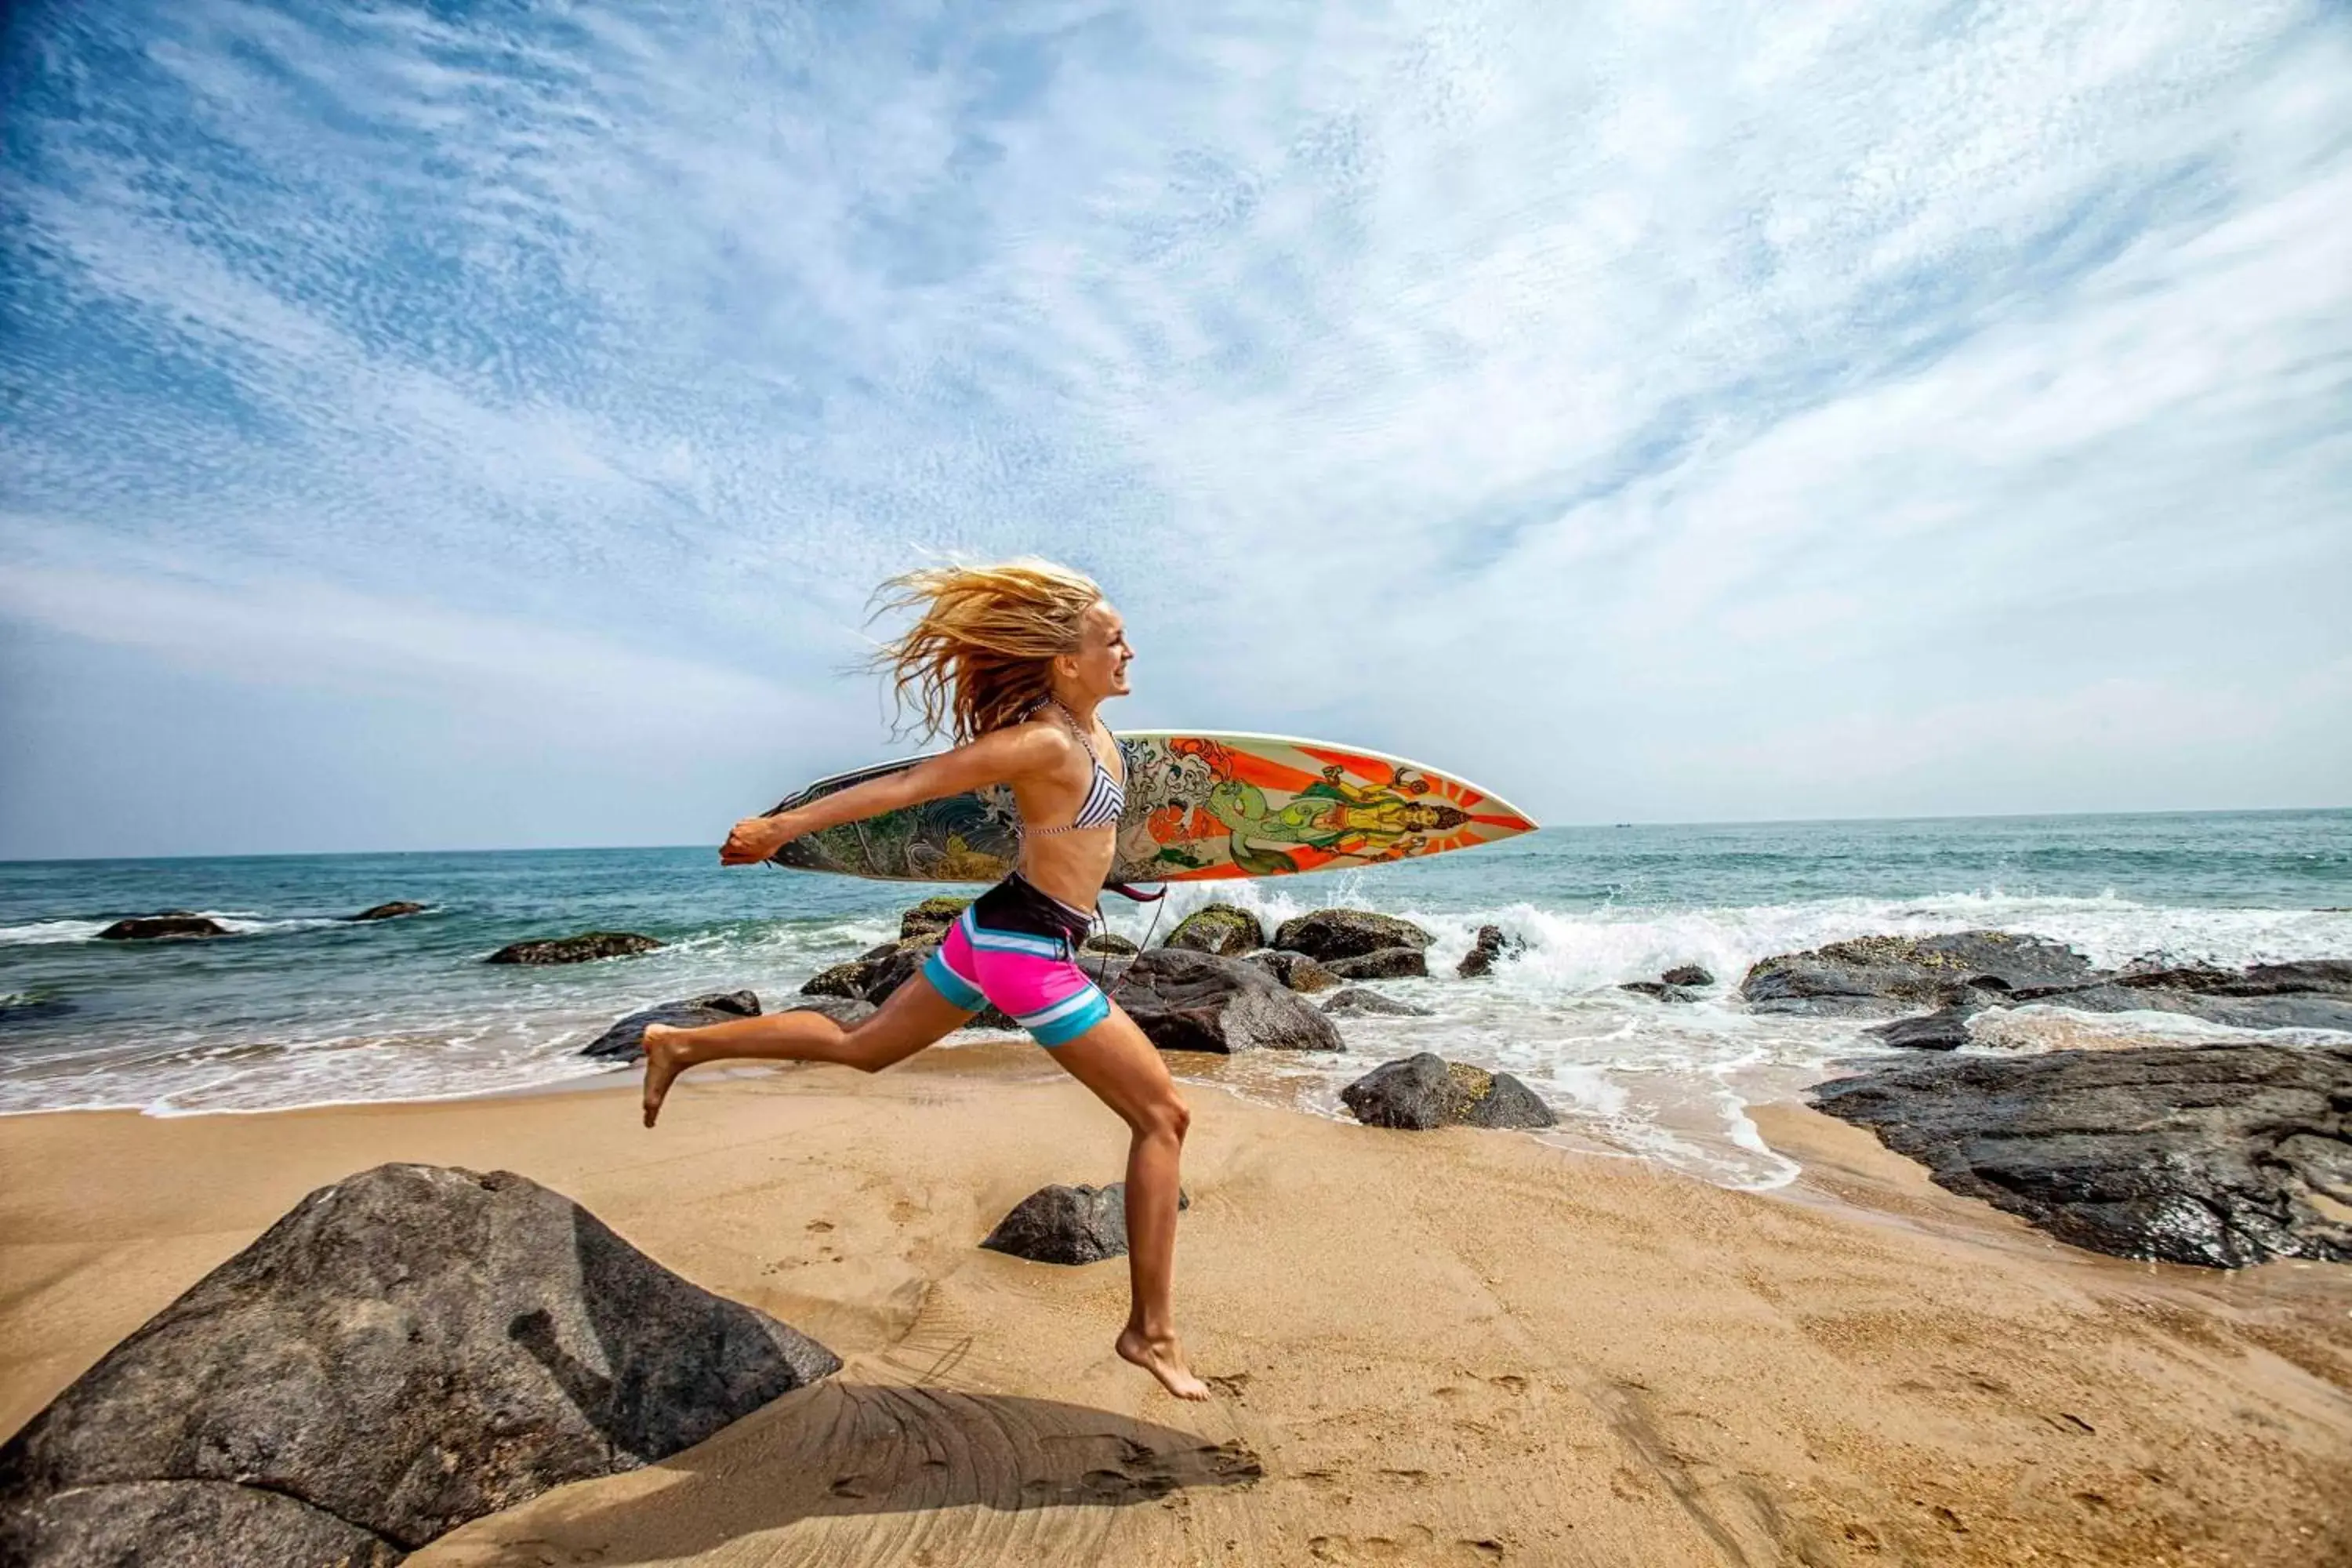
[719,723,1065,864]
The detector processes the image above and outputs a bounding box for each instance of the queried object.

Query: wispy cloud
[2,1,2347,851]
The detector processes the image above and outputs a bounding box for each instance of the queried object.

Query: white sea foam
[0,909,359,944]
[5,883,2347,1189]
[0,918,116,945]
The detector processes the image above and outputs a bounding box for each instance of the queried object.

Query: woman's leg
[1047,1003,1209,1400]
[641,975,973,1127]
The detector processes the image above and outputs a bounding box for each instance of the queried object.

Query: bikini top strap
[1045,698,1111,773]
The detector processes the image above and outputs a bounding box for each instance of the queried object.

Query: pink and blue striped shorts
[922,904,1112,1047]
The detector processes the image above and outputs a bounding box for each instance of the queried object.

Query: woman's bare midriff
[1016,831,1117,911]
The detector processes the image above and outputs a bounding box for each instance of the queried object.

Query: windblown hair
[867,559,1105,742]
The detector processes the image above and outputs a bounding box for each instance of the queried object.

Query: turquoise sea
[4,810,2347,1189]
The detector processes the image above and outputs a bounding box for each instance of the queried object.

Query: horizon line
[2,802,2345,867]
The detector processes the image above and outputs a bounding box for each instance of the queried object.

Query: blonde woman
[640,561,1207,1400]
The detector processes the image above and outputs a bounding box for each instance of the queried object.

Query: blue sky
[2,1,2347,858]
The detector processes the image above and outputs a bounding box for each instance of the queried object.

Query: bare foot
[1117,1326,1210,1400]
[641,1024,686,1128]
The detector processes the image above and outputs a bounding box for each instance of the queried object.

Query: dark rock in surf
[347,902,426,923]
[1324,946,1428,981]
[898,897,969,941]
[1618,981,1703,1004]
[580,992,761,1061]
[1082,932,1140,957]
[486,931,662,966]
[1811,1043,2352,1269]
[1455,924,1525,978]
[1272,909,1434,964]
[1322,987,1434,1018]
[96,915,227,942]
[1163,903,1265,957]
[1340,1053,1555,1131]
[979,1183,1189,1266]
[1739,931,2096,1016]
[1866,1004,1981,1051]
[803,938,928,1002]
[1097,949,1342,1054]
[0,1163,840,1563]
[1661,964,1715,988]
[1242,949,1341,993]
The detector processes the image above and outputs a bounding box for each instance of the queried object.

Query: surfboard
[764,731,1536,885]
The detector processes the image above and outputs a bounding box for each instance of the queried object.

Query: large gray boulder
[978,1183,1189,1266]
[1099,949,1342,1054]
[0,1164,840,1565]
[2,1479,402,1568]
[579,991,761,1060]
[486,932,662,966]
[1272,909,1434,964]
[1812,1044,2352,1269]
[1341,1053,1556,1131]
[1739,931,2095,1016]
[1162,904,1265,957]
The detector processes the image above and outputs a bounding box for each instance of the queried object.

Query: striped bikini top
[1023,700,1125,837]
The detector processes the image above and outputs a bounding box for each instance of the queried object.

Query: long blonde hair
[868,558,1104,742]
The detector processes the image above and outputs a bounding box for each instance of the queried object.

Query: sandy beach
[4,1048,2348,1566]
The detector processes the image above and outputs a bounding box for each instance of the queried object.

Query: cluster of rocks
[775,895,1519,1056]
[1163,904,1438,981]
[0,1164,839,1568]
[95,902,433,942]
[1730,931,2352,1039]
[1743,929,2352,1269]
[1620,964,1715,1003]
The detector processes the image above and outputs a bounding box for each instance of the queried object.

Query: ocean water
[4,810,2347,1189]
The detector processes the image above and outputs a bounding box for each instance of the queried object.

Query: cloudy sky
[2,1,2347,858]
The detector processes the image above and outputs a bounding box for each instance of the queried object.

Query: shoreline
[5,1054,2347,1564]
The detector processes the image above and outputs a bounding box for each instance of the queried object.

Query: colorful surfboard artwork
[764,731,1537,886]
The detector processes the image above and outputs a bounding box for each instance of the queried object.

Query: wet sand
[3,1047,2347,1566]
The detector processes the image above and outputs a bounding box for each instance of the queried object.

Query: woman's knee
[1138,1090,1191,1143]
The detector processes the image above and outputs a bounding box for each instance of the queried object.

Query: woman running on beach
[638,560,1207,1400]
